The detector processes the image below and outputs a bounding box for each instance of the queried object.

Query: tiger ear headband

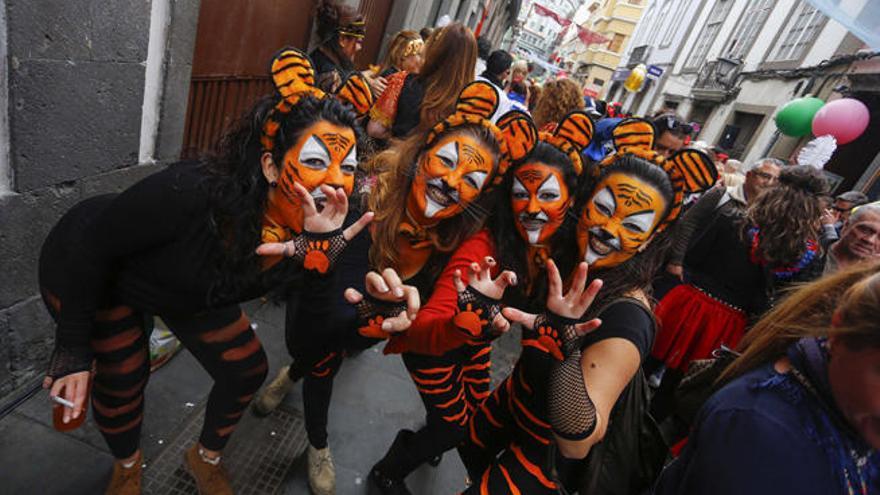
[424,81,517,188]
[595,118,717,233]
[335,72,374,118]
[538,110,594,176]
[261,47,326,152]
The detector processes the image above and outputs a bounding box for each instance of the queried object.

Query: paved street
[0,301,520,494]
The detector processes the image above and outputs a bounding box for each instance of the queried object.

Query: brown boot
[105,452,142,495]
[184,444,234,495]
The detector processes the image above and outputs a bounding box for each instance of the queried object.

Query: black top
[391,73,424,139]
[39,162,300,367]
[582,299,655,358]
[684,206,768,315]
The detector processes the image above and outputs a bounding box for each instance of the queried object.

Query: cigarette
[51,395,76,408]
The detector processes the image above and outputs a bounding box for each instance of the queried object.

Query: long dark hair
[744,164,826,266]
[200,95,361,302]
[579,155,676,314]
[416,22,477,131]
[491,141,580,306]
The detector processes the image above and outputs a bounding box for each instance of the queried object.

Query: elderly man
[664,157,784,279]
[727,157,784,206]
[823,203,880,275]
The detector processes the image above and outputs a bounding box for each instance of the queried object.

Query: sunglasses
[661,115,694,135]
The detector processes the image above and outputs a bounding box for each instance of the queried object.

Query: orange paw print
[303,240,330,273]
[358,316,391,339]
[453,303,488,338]
[536,326,564,361]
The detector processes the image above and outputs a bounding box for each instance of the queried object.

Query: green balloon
[775,97,825,137]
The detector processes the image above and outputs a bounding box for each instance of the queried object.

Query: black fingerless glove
[47,344,93,379]
[525,311,581,361]
[452,286,502,342]
[292,229,347,274]
[354,294,408,340]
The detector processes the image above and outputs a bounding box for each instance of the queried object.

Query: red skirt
[651,284,747,372]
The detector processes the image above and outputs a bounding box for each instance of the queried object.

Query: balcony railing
[692,59,742,102]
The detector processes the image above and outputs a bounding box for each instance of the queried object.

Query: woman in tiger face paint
[458,120,718,495]
[253,82,519,495]
[37,48,372,495]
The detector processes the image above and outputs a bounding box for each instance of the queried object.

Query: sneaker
[253,365,294,416]
[183,445,234,495]
[368,465,411,495]
[105,452,142,495]
[307,445,336,495]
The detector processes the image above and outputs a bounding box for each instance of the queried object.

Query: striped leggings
[42,291,268,459]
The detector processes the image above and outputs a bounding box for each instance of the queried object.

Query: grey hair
[836,190,869,205]
[744,157,786,173]
[848,203,880,223]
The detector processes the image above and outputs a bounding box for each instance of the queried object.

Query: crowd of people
[39,2,879,495]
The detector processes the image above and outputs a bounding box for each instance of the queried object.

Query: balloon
[774,97,824,137]
[624,64,646,92]
[811,98,870,145]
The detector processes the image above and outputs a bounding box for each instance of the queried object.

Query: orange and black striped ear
[496,110,537,163]
[667,148,718,193]
[454,81,500,120]
[335,72,373,117]
[554,111,594,152]
[269,47,324,105]
[612,118,654,153]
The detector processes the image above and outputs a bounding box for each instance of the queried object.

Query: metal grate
[143,405,307,494]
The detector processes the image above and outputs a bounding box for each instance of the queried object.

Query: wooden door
[355,0,394,70]
[181,0,316,158]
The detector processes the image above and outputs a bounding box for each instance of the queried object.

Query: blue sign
[647,65,664,78]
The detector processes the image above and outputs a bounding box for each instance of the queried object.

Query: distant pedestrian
[532,78,584,132]
[651,113,692,158]
[823,203,880,275]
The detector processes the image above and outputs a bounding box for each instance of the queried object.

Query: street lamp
[715,56,741,88]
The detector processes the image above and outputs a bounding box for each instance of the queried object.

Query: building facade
[558,0,646,97]
[609,0,880,192]
[508,0,579,65]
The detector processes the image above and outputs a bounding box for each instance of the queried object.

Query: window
[648,1,671,46]
[608,33,626,53]
[767,1,826,62]
[661,0,687,46]
[725,0,775,60]
[593,78,606,86]
[685,0,733,69]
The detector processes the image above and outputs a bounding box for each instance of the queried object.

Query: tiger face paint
[266,120,357,235]
[406,132,495,225]
[511,163,570,245]
[576,171,668,269]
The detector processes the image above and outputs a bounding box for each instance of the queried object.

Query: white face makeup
[423,141,488,218]
[577,172,668,269]
[512,175,561,244]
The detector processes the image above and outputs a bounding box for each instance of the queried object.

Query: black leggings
[42,291,268,459]
[283,223,373,449]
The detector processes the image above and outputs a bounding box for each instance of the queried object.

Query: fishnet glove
[354,294,408,339]
[452,286,502,343]
[291,229,347,274]
[47,344,93,379]
[546,314,596,441]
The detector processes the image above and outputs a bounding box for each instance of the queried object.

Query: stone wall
[0,0,199,403]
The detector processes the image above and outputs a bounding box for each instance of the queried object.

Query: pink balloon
[811,98,870,145]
